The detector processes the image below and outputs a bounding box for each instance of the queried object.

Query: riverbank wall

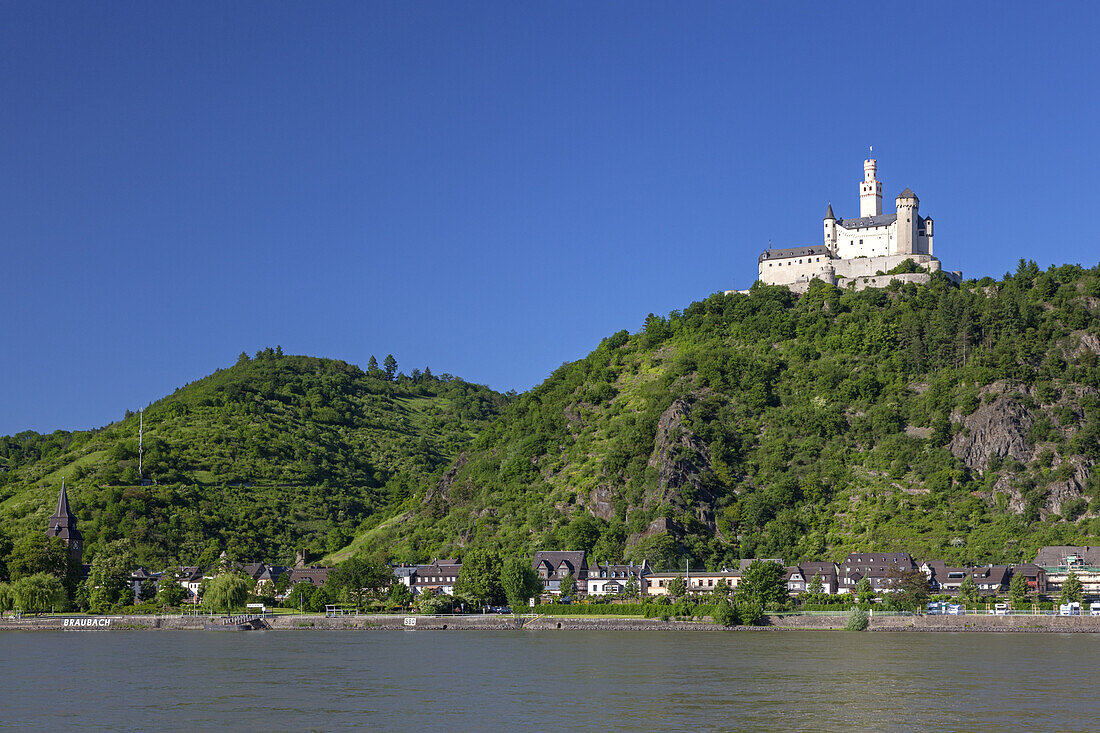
[5,613,1100,632]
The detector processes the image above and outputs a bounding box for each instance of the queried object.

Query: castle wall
[832,253,939,279]
[834,223,895,259]
[758,252,835,286]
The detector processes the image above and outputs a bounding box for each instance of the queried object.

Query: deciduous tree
[883,567,929,611]
[501,557,542,609]
[1060,571,1083,605]
[327,555,391,608]
[666,575,686,599]
[453,548,504,606]
[86,539,136,613]
[13,573,65,612]
[204,572,251,613]
[738,560,788,609]
[959,575,980,606]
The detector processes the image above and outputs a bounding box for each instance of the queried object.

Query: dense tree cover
[357,262,1100,569]
[0,352,508,570]
[86,539,137,613]
[324,555,392,607]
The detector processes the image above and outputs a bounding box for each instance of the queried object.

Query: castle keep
[753,158,960,293]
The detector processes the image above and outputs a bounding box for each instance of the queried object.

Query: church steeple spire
[47,480,83,565]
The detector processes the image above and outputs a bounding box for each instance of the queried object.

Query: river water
[1,630,1096,731]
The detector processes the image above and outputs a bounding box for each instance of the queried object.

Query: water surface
[0,630,1093,731]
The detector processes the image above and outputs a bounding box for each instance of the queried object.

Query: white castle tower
[860,158,882,217]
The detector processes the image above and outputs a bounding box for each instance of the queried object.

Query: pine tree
[383,354,398,381]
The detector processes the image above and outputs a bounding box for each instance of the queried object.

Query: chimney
[295,549,307,568]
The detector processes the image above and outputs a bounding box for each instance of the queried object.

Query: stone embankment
[5,613,1100,632]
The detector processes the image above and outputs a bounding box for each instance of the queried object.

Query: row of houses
[129,544,1100,605]
[131,553,333,603]
[527,547,1100,599]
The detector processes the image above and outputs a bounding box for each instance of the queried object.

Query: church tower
[860,158,882,217]
[46,481,83,566]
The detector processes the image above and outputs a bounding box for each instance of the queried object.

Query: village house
[1012,563,1048,595]
[532,551,588,596]
[920,560,970,593]
[410,559,461,596]
[968,565,1013,594]
[786,562,840,595]
[838,552,916,593]
[644,569,742,596]
[282,567,333,592]
[585,560,649,596]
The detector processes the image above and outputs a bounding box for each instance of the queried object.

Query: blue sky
[2,2,1098,434]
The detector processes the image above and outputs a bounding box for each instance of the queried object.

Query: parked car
[1059,602,1082,616]
[990,603,1009,615]
[1091,603,1100,616]
[926,602,946,615]
[945,604,964,615]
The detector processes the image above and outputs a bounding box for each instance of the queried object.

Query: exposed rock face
[950,396,1035,470]
[1075,330,1100,357]
[647,399,717,529]
[1044,461,1092,516]
[587,484,617,521]
[424,453,468,512]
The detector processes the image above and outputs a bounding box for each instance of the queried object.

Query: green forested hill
[349,262,1100,569]
[0,351,508,568]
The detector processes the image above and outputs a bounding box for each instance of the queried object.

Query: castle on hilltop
[744,157,961,293]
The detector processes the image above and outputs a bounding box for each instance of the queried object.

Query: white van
[991,603,1008,615]
[1089,603,1100,616]
[1060,602,1081,616]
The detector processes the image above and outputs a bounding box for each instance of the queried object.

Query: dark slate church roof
[758,245,834,263]
[836,213,897,230]
[47,483,81,543]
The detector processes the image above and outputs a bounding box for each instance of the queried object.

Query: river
[0,630,1095,731]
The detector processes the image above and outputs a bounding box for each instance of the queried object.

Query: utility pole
[138,409,144,480]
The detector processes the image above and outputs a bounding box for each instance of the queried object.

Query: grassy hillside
[351,262,1100,569]
[0,351,508,568]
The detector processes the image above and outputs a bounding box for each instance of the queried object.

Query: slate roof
[897,187,918,200]
[284,567,331,587]
[46,483,81,543]
[758,246,833,263]
[970,565,1012,588]
[532,551,588,580]
[836,213,897,230]
[1034,546,1100,568]
[588,561,648,579]
[412,560,461,586]
[825,203,835,219]
[797,561,839,580]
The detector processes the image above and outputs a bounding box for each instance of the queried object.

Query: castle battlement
[746,158,960,294]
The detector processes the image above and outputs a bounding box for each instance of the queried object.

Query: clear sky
[2,2,1098,434]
